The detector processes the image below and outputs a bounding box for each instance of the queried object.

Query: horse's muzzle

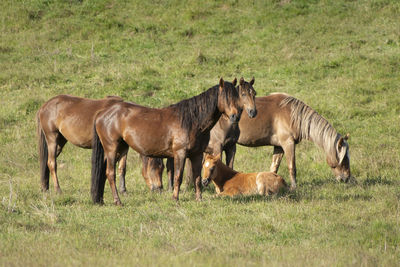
[247,108,257,118]
[202,178,210,187]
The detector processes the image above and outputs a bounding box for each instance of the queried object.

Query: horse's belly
[124,131,173,158]
[58,123,92,148]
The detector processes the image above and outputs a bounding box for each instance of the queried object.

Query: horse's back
[96,102,179,157]
[256,172,288,195]
[222,172,258,195]
[38,95,123,148]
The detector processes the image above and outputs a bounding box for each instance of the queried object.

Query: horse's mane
[170,82,238,131]
[279,96,339,155]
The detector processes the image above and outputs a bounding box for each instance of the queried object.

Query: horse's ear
[250,77,255,86]
[219,77,224,92]
[337,136,344,149]
[344,133,350,140]
[232,77,237,86]
[239,77,245,86]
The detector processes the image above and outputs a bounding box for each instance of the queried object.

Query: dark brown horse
[37,95,163,194]
[165,77,257,190]
[210,93,351,189]
[91,78,256,205]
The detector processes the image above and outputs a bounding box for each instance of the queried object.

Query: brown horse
[37,95,163,194]
[202,153,288,197]
[91,78,256,205]
[210,93,351,189]
[37,95,127,193]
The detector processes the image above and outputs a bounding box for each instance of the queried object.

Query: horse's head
[218,78,242,123]
[237,77,257,118]
[327,133,351,182]
[202,153,221,187]
[143,157,164,192]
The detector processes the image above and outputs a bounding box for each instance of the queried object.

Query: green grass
[1,0,400,265]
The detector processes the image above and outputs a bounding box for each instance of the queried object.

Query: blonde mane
[279,96,339,158]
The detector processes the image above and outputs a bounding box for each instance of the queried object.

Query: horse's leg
[281,140,296,190]
[270,146,284,173]
[166,157,174,191]
[104,150,122,205]
[225,144,236,169]
[46,132,63,194]
[189,153,203,201]
[118,152,128,194]
[172,151,186,201]
[184,159,194,189]
[103,142,127,205]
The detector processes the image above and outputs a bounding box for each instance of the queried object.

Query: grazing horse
[91,78,255,205]
[202,153,288,197]
[213,93,351,189]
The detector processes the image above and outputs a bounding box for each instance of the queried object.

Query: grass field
[1,0,400,265]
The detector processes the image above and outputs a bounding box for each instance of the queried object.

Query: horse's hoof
[120,189,127,195]
[56,188,63,194]
[114,201,123,206]
[289,185,297,192]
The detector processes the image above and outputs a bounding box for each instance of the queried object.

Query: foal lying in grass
[202,154,288,197]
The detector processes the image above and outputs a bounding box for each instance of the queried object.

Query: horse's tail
[37,112,49,191]
[91,122,107,204]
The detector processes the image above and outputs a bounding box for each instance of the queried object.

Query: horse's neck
[213,160,238,187]
[198,110,221,134]
[308,127,339,161]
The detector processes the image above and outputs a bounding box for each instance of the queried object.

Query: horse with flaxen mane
[202,153,288,197]
[91,78,256,205]
[37,95,164,194]
[207,93,351,189]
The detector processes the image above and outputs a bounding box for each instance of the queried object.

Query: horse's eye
[241,93,246,97]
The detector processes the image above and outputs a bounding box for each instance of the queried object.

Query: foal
[202,154,288,197]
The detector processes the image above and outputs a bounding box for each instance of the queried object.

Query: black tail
[91,123,107,204]
[37,113,49,191]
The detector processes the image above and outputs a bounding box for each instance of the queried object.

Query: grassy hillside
[1,0,399,265]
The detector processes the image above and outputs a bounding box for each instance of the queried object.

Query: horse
[91,78,257,205]
[36,95,164,194]
[211,93,351,189]
[165,77,257,190]
[202,153,288,197]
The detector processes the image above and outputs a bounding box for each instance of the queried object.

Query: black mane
[169,82,238,131]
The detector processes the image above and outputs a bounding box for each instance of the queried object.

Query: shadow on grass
[362,176,395,186]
